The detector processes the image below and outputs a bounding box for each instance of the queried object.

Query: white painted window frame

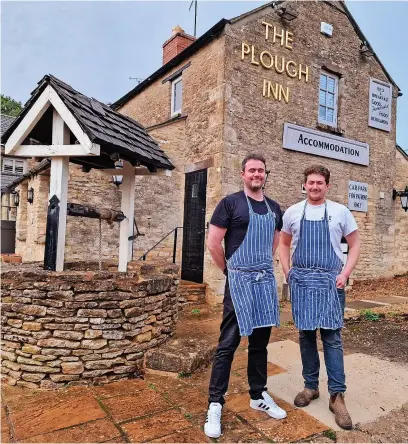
[1,158,25,174]
[171,76,182,117]
[318,72,339,127]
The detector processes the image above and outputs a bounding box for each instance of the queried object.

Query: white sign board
[348,181,368,212]
[368,78,392,132]
[321,22,333,36]
[283,123,369,166]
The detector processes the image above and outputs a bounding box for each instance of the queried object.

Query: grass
[360,309,381,322]
[148,383,158,391]
[191,308,201,315]
[178,371,192,379]
[184,413,193,419]
[323,429,337,440]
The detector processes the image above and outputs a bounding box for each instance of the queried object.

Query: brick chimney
[162,25,196,65]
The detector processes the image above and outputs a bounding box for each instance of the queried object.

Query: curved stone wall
[0,263,179,388]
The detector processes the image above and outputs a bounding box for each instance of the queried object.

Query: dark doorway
[1,220,16,254]
[181,169,207,283]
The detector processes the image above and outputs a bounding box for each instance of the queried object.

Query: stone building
[111,0,407,303]
[6,1,407,304]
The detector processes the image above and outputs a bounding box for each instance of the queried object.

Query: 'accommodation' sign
[283,123,369,166]
[240,22,310,103]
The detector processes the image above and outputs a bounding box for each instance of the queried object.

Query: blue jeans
[299,289,346,394]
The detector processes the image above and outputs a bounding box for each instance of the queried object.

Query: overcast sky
[1,1,407,148]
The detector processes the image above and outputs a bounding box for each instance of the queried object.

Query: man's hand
[336,273,348,289]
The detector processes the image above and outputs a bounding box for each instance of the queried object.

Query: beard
[247,181,263,191]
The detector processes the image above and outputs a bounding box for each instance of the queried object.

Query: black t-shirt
[210,191,283,260]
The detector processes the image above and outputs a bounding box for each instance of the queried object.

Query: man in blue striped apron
[204,154,286,439]
[280,165,360,430]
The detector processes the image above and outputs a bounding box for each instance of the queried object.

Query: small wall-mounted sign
[368,78,392,132]
[301,184,307,194]
[321,22,333,37]
[348,180,368,212]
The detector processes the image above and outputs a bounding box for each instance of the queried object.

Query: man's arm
[279,231,292,281]
[336,230,360,288]
[207,224,228,273]
[273,230,280,256]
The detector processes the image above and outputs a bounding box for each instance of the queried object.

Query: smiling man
[204,153,286,439]
[279,164,360,430]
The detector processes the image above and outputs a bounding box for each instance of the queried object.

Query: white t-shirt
[282,199,358,262]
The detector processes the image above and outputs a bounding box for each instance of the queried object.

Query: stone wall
[394,150,408,276]
[1,262,179,388]
[221,1,401,295]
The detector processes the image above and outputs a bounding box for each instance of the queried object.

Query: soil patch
[343,314,408,363]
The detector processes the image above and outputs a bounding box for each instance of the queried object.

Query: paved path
[267,340,408,431]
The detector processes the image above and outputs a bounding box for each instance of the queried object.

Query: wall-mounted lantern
[276,5,298,21]
[13,191,20,207]
[393,186,408,212]
[27,187,34,204]
[360,41,374,57]
[112,160,123,187]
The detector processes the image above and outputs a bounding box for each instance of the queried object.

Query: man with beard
[204,154,286,439]
[279,165,360,430]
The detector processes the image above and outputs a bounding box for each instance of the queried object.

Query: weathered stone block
[81,339,108,350]
[22,322,42,331]
[46,291,74,301]
[41,348,72,357]
[102,331,125,340]
[7,319,23,328]
[84,358,125,370]
[53,330,84,340]
[136,331,152,343]
[1,350,16,361]
[22,372,46,382]
[50,374,80,382]
[20,364,60,373]
[84,329,103,339]
[2,360,21,371]
[37,338,80,349]
[77,309,107,318]
[61,362,85,374]
[11,303,46,316]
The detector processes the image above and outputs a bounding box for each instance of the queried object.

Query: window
[318,72,338,126]
[171,76,182,116]
[1,158,25,174]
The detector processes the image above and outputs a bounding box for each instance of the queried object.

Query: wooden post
[49,109,70,271]
[118,160,135,272]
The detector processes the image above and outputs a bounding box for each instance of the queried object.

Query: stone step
[144,336,216,375]
[178,280,207,305]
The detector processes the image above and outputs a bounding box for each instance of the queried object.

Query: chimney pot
[163,26,196,65]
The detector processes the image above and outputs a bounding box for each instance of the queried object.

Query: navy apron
[226,196,280,337]
[289,201,344,330]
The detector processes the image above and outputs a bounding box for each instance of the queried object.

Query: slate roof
[1,159,51,194]
[2,75,174,171]
[112,0,400,110]
[1,115,16,138]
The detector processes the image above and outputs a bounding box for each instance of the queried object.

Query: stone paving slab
[346,300,386,310]
[266,339,408,431]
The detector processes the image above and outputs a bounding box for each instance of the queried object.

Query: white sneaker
[250,391,287,419]
[204,402,222,438]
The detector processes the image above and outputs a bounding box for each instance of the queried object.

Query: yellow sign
[240,21,310,103]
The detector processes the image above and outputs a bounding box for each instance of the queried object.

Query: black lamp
[27,187,34,204]
[112,160,123,187]
[360,41,374,57]
[393,186,408,212]
[13,191,20,207]
[276,5,298,21]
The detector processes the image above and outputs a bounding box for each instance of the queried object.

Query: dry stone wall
[1,263,179,388]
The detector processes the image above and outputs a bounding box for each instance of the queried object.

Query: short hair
[303,165,330,184]
[242,153,266,171]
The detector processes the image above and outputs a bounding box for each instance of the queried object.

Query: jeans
[299,289,346,395]
[208,279,272,405]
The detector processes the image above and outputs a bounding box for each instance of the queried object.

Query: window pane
[327,93,334,107]
[15,160,24,174]
[319,106,326,119]
[327,77,335,93]
[319,90,326,105]
[3,159,13,172]
[173,79,182,113]
[326,108,334,122]
[320,75,327,90]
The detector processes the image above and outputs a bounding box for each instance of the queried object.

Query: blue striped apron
[288,201,344,330]
[226,196,280,337]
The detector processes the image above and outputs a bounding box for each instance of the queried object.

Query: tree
[1,94,23,117]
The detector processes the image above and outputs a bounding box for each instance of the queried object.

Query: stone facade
[115,1,406,303]
[0,262,179,388]
[10,2,407,304]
